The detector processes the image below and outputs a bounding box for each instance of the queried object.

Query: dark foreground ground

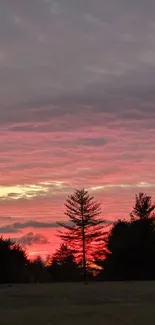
[0,281,155,325]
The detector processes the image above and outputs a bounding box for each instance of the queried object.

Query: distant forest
[1,189,155,283]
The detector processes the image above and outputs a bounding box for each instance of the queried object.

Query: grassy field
[0,281,155,325]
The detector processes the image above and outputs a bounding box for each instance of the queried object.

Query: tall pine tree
[58,188,106,282]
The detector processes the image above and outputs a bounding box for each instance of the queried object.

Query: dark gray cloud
[12,232,49,246]
[13,220,60,229]
[0,0,155,126]
[0,226,19,234]
[0,220,71,234]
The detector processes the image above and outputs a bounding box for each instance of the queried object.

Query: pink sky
[1,115,155,258]
[0,0,155,258]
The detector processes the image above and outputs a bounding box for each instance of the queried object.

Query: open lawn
[0,281,155,325]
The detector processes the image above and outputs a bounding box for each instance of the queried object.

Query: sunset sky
[0,0,155,258]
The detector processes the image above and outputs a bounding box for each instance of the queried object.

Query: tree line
[0,189,155,283]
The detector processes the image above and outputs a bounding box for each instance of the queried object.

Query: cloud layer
[0,0,155,257]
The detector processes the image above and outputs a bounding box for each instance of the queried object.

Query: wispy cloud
[90,182,155,192]
[0,216,12,221]
[0,220,71,234]
[12,232,49,246]
[0,181,70,200]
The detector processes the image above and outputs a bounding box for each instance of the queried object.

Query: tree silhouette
[98,220,131,280]
[48,243,79,281]
[58,188,106,282]
[130,192,155,221]
[0,237,29,283]
[29,256,51,283]
[98,193,155,281]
